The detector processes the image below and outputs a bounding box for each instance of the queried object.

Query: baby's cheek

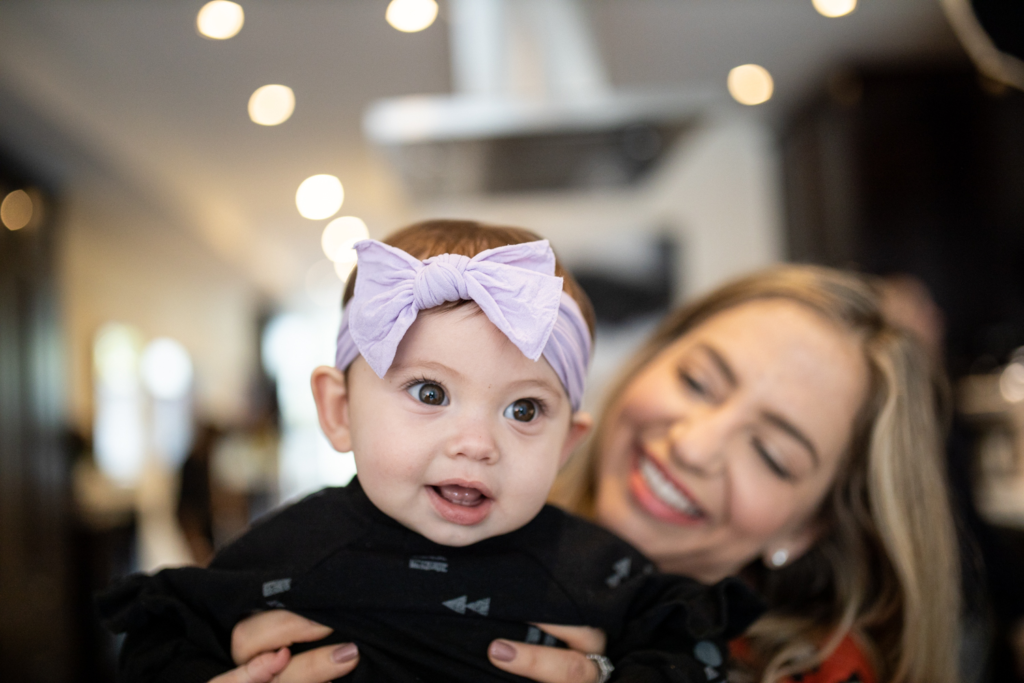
[353,434,423,489]
[501,491,550,534]
[502,463,557,518]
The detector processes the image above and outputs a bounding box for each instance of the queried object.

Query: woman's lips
[628,452,706,525]
[426,481,493,526]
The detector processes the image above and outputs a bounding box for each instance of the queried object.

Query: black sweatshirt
[99,478,762,683]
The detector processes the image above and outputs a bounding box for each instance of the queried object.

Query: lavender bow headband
[334,239,591,410]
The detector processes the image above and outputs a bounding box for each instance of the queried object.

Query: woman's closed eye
[677,366,723,403]
[406,380,449,406]
[678,369,708,396]
[677,346,735,404]
[752,436,793,481]
[503,398,542,422]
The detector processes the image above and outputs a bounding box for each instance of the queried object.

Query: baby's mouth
[434,484,487,507]
[427,481,494,526]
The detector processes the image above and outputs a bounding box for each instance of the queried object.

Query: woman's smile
[629,452,706,524]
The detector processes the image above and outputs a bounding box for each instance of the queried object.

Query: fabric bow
[346,239,565,379]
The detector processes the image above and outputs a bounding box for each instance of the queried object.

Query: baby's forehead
[392,305,567,396]
[418,299,484,322]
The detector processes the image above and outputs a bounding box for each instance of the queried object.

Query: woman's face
[594,299,869,583]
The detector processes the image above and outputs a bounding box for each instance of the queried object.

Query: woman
[215,265,960,683]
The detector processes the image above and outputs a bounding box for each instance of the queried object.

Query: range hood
[363,0,718,197]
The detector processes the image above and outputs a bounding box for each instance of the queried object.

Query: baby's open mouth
[433,484,487,507]
[427,481,494,526]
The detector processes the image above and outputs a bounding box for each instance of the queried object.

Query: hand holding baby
[221,610,608,683]
[217,610,355,683]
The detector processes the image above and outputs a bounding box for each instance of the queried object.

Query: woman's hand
[208,610,360,683]
[487,624,608,683]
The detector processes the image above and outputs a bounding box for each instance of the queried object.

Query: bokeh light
[93,323,146,484]
[334,257,357,283]
[94,323,144,392]
[142,338,195,469]
[304,259,344,308]
[197,1,245,40]
[385,0,439,33]
[321,216,369,262]
[727,64,774,106]
[1000,362,1024,403]
[140,338,194,400]
[812,0,857,18]
[295,174,344,220]
[248,84,295,126]
[262,312,356,501]
[1,189,33,231]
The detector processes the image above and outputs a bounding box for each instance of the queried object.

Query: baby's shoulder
[516,505,655,589]
[533,504,646,553]
[211,485,366,571]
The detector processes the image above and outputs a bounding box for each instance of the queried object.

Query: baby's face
[345,304,581,546]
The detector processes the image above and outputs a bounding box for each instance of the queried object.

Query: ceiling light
[321,216,369,262]
[296,175,344,220]
[1,189,33,231]
[727,64,774,106]
[812,0,856,18]
[248,84,295,126]
[385,0,438,33]
[197,1,245,40]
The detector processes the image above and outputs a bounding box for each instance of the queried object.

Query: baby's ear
[559,411,593,468]
[311,365,353,452]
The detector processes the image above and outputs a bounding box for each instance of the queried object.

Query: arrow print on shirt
[442,595,491,616]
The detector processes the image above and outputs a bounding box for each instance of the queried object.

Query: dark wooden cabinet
[0,161,75,681]
[783,67,1024,377]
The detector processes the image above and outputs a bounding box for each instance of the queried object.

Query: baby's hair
[342,219,596,340]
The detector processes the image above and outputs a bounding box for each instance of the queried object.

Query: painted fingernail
[332,643,358,663]
[489,640,516,662]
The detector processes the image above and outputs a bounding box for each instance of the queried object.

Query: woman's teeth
[639,456,702,517]
[437,484,485,506]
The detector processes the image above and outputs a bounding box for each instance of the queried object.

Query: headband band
[334,239,591,410]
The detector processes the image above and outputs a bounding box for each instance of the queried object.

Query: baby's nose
[445,418,499,463]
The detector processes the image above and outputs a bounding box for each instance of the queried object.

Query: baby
[100,220,761,683]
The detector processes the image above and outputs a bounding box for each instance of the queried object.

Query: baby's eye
[503,399,538,422]
[408,382,448,406]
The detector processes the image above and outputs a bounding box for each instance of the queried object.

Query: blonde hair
[551,265,960,683]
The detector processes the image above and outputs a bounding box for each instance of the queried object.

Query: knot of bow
[413,253,472,310]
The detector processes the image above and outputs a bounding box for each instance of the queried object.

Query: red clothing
[731,634,876,683]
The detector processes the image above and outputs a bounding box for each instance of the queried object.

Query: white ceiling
[0,0,963,297]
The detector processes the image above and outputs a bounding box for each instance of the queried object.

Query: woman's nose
[666,410,731,476]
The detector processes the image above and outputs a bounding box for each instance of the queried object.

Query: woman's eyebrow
[762,411,820,467]
[697,344,737,388]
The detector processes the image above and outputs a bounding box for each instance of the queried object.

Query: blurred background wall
[1,0,1023,681]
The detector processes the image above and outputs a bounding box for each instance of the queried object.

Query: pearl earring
[770,549,789,568]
